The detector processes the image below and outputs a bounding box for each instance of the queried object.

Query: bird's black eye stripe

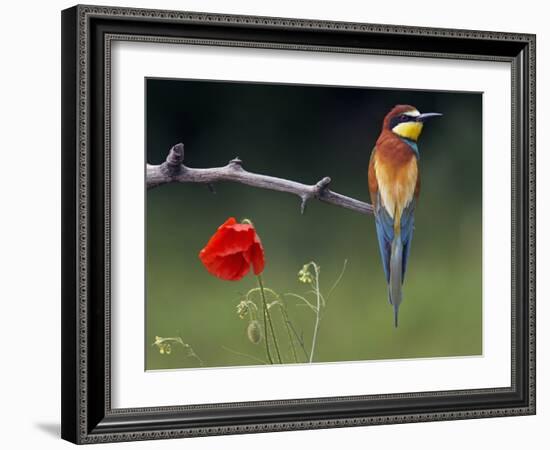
[390,114,413,129]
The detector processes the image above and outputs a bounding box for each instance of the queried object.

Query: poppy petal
[212,227,255,258]
[248,241,265,275]
[198,217,266,280]
[204,253,250,281]
[219,217,237,228]
[200,225,255,262]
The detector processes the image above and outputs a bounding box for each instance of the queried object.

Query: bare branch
[146,143,374,216]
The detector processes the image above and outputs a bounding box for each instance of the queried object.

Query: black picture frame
[61,4,536,444]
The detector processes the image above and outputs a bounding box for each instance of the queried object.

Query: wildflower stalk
[152,335,204,366]
[279,303,299,363]
[293,260,346,363]
[309,263,322,363]
[257,274,282,364]
[280,317,308,361]
[222,346,268,365]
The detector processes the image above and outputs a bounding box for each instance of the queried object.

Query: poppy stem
[261,306,273,365]
[258,275,282,364]
[257,280,273,364]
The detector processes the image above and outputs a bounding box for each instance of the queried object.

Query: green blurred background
[145,78,482,370]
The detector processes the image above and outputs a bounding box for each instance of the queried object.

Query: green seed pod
[247,320,262,344]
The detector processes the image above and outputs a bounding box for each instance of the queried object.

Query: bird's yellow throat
[392,121,423,141]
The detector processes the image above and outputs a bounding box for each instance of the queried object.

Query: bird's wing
[374,196,416,284]
[414,167,421,201]
[367,147,378,207]
[400,198,416,281]
[373,193,393,283]
[370,147,391,282]
[402,165,420,280]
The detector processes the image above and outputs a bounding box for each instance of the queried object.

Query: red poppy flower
[199,217,265,281]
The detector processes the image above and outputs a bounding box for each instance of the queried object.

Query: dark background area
[146,78,482,370]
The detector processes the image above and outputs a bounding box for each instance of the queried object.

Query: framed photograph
[61,5,536,444]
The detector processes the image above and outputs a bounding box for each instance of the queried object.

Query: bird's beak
[417,112,443,122]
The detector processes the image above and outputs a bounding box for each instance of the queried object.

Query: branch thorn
[315,177,331,194]
[229,157,243,167]
[166,143,184,167]
[300,195,308,215]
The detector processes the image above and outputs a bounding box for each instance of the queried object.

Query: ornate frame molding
[61,5,536,444]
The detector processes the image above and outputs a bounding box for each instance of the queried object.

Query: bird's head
[383,105,442,141]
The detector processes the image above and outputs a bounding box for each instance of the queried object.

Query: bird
[368,105,442,327]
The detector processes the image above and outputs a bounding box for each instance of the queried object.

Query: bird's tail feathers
[389,232,403,328]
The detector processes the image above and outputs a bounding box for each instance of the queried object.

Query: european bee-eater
[368,105,442,327]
